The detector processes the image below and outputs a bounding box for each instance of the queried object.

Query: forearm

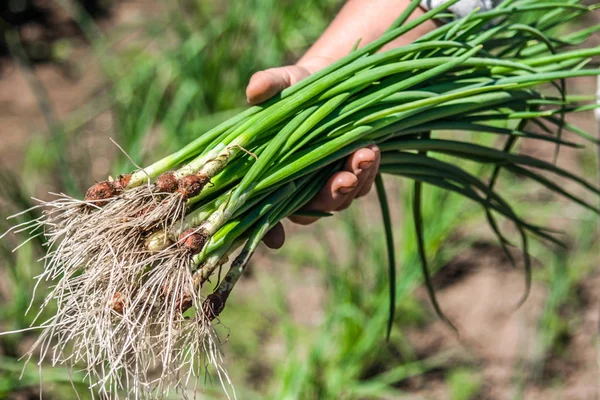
[297,0,438,73]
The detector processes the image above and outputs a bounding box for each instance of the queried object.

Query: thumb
[246,65,311,105]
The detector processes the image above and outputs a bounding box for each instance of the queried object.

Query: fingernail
[358,160,374,171]
[368,144,380,154]
[338,185,356,194]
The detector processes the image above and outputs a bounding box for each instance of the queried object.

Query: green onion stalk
[6,0,600,398]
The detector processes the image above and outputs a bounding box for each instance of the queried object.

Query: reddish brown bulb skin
[84,174,131,207]
[156,172,178,193]
[160,284,193,313]
[113,173,132,191]
[109,292,125,314]
[178,293,193,313]
[85,181,119,206]
[203,293,225,321]
[177,229,207,255]
[177,174,209,199]
[134,204,157,218]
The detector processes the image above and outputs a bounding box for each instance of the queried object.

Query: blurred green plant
[268,182,477,399]
[447,367,482,400]
[0,0,113,61]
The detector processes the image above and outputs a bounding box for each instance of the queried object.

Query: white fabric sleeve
[420,0,502,18]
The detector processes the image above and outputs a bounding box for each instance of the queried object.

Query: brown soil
[408,245,600,399]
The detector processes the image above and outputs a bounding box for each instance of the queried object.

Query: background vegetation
[0,1,598,398]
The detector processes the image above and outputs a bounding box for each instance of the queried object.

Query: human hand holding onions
[252,0,451,248]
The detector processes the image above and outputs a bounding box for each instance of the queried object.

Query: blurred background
[0,1,599,399]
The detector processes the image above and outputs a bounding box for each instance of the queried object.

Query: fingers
[288,171,358,225]
[288,145,380,225]
[246,65,311,105]
[262,146,380,246]
[262,222,285,249]
[356,145,381,198]
[336,145,380,211]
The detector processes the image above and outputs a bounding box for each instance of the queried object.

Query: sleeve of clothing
[420,0,502,18]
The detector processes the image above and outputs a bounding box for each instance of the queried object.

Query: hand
[247,62,381,249]
[246,0,438,249]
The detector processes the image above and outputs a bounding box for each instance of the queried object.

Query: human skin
[254,0,439,249]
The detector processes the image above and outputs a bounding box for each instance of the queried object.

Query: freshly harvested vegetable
[3,0,600,398]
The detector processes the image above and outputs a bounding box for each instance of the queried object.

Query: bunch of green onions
[4,0,600,397]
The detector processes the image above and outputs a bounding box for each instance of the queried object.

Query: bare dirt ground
[0,0,154,172]
[0,2,599,399]
[412,245,600,400]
